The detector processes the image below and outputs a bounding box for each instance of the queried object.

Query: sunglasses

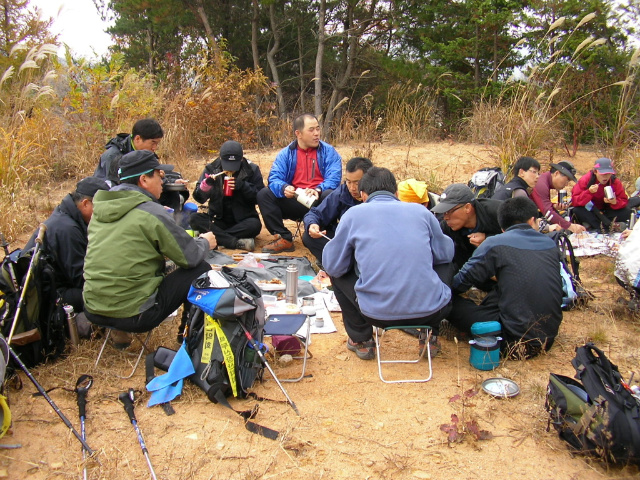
[443,204,465,217]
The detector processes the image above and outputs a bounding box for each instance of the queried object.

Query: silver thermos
[285,264,298,304]
[63,305,80,347]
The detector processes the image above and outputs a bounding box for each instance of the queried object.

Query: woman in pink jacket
[571,158,632,232]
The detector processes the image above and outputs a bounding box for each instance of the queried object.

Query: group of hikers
[28,113,640,361]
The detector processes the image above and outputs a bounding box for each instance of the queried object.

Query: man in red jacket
[571,158,631,232]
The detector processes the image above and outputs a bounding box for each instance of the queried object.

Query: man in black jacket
[448,197,563,358]
[24,177,109,313]
[190,141,264,251]
[432,184,502,274]
[94,118,164,187]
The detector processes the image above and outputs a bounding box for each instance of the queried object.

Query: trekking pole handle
[35,223,46,245]
[119,389,137,424]
[75,375,93,418]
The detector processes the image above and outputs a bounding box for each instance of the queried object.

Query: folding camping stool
[94,328,154,379]
[374,325,433,384]
[264,313,311,382]
[290,219,304,242]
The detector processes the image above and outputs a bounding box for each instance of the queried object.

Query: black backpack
[468,167,505,199]
[185,267,265,403]
[0,248,66,369]
[546,343,640,465]
[548,230,593,310]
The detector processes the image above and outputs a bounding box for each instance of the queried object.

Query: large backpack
[546,343,640,465]
[548,230,592,310]
[185,267,265,404]
[0,248,66,370]
[468,167,505,199]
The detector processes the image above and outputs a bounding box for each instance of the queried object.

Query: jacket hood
[92,184,153,223]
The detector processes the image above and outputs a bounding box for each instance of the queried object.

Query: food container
[604,185,615,200]
[469,336,502,370]
[557,189,567,204]
[262,295,277,307]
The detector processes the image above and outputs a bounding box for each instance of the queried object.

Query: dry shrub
[382,81,442,143]
[161,54,275,161]
[60,53,164,173]
[465,91,562,172]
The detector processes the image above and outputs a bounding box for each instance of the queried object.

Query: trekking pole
[75,375,93,480]
[236,320,300,416]
[7,224,46,345]
[119,389,157,480]
[0,233,18,291]
[8,346,95,455]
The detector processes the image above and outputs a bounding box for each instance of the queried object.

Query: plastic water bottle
[285,264,298,304]
[63,305,80,347]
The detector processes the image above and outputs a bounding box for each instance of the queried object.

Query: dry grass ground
[1,141,639,480]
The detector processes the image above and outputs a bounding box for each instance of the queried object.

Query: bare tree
[314,0,326,120]
[267,1,286,117]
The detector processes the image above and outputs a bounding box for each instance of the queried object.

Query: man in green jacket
[83,150,216,335]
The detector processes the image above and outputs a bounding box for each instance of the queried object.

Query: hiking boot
[346,338,376,360]
[110,329,132,350]
[236,238,255,251]
[262,235,295,254]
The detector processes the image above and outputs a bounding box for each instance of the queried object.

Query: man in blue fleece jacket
[323,167,454,360]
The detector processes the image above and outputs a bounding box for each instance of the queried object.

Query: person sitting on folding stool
[322,167,454,360]
[83,150,217,348]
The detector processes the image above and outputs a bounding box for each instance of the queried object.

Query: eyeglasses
[443,204,465,217]
[526,169,540,176]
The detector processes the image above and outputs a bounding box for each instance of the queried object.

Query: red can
[223,176,233,196]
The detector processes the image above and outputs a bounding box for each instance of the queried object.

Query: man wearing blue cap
[83,150,217,339]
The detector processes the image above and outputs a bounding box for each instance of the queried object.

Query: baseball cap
[75,176,109,197]
[119,150,173,181]
[431,184,474,214]
[219,141,243,172]
[550,161,577,182]
[593,157,615,175]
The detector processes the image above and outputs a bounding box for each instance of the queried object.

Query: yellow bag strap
[0,394,11,439]
[202,314,238,398]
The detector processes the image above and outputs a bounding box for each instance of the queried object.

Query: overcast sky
[29,0,113,59]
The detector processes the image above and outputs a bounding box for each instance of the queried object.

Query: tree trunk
[267,2,286,118]
[314,0,326,120]
[323,0,376,137]
[195,0,222,67]
[251,0,260,71]
[297,20,305,112]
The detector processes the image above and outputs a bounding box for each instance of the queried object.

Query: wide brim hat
[550,161,577,182]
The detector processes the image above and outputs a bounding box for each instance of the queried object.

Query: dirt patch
[2,142,639,479]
